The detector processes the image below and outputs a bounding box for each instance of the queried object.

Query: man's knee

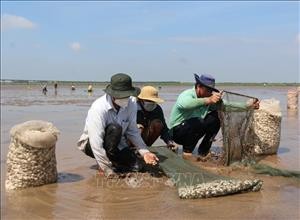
[141,119,163,146]
[106,123,122,136]
[150,119,163,133]
[104,123,122,155]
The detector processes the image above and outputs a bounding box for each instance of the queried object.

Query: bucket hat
[104,73,140,98]
[138,86,164,103]
[194,73,219,92]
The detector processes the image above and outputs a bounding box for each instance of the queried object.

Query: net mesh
[219,91,257,165]
[252,163,300,179]
[149,146,262,199]
[219,92,282,165]
[147,91,292,198]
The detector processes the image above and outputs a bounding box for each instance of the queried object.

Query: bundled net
[219,91,282,165]
[252,163,300,179]
[149,146,262,199]
[6,120,59,190]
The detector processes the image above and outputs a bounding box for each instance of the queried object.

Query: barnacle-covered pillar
[6,120,59,190]
[244,99,282,156]
[287,89,298,110]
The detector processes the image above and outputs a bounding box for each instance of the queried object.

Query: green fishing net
[219,91,282,165]
[149,146,262,199]
[217,91,298,179]
[252,163,300,179]
[219,90,258,165]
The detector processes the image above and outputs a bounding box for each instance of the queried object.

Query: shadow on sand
[57,172,84,183]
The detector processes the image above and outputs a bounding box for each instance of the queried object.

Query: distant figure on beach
[169,74,260,161]
[87,84,93,93]
[54,82,58,96]
[42,84,47,95]
[136,86,176,150]
[77,73,159,177]
[54,82,58,90]
[71,84,76,91]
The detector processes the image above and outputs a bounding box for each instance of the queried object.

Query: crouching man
[77,73,159,177]
[136,86,176,151]
[169,73,259,161]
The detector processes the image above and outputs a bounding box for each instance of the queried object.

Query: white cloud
[1,14,36,31]
[69,42,81,52]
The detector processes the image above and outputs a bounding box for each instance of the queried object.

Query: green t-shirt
[169,88,249,128]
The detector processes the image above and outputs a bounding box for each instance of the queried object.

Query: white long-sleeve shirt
[77,94,149,174]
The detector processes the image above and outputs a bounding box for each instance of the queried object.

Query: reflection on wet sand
[1,85,300,219]
[287,109,299,118]
[5,184,59,219]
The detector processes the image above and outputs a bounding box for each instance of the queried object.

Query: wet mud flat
[1,85,299,219]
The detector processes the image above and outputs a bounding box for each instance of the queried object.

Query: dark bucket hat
[194,73,219,92]
[104,73,141,98]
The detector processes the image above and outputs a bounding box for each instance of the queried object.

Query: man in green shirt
[169,74,258,159]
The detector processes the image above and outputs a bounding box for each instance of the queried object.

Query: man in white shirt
[78,73,159,177]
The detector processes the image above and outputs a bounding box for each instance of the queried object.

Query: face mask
[114,98,129,108]
[143,101,157,112]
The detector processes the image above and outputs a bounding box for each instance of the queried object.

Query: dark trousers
[171,111,220,155]
[84,123,142,172]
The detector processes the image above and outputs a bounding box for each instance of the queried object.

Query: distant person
[42,84,47,95]
[169,74,260,160]
[71,84,76,91]
[88,84,93,93]
[54,82,58,96]
[135,86,176,150]
[54,82,58,90]
[77,73,159,177]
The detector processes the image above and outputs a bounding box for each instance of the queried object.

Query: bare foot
[196,152,211,162]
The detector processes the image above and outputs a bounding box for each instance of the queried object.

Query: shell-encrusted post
[287,89,298,110]
[6,120,59,190]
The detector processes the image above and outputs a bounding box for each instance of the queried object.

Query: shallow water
[1,84,299,219]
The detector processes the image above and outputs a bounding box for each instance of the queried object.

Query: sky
[1,1,299,83]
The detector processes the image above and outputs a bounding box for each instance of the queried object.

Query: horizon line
[1,79,299,85]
